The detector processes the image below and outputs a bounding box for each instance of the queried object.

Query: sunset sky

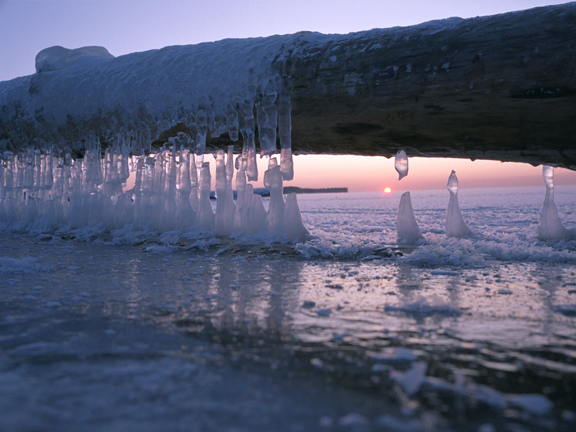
[1,1,574,192]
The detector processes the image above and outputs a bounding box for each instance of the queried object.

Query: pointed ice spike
[284,193,310,242]
[538,165,572,240]
[397,191,424,243]
[395,150,408,180]
[445,170,472,237]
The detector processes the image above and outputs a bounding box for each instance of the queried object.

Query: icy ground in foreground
[1,187,576,431]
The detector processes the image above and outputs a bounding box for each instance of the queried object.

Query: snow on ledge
[35,46,114,73]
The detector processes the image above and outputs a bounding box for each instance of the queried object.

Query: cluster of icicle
[0,132,309,242]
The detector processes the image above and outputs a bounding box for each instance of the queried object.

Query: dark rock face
[284,4,576,169]
[1,3,575,169]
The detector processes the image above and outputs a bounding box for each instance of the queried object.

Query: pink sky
[224,155,576,192]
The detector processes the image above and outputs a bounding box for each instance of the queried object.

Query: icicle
[395,150,408,180]
[195,108,208,156]
[445,170,472,237]
[257,80,278,157]
[278,87,294,181]
[227,105,239,142]
[240,101,258,181]
[397,191,423,243]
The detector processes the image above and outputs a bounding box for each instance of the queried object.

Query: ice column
[395,150,408,180]
[397,192,424,243]
[263,157,285,233]
[445,170,472,237]
[278,88,294,181]
[214,146,236,237]
[538,165,572,240]
[198,162,214,229]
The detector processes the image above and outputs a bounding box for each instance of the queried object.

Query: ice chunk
[445,170,472,237]
[390,361,427,396]
[395,150,408,180]
[538,165,573,240]
[35,45,114,73]
[397,192,423,243]
[507,394,553,416]
[284,193,310,242]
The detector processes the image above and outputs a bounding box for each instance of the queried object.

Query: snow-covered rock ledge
[1,2,575,169]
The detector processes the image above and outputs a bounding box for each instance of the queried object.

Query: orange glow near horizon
[273,155,576,192]
[384,187,392,193]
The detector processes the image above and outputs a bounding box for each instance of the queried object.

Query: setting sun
[384,187,391,193]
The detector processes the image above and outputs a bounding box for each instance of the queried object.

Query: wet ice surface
[1,187,576,431]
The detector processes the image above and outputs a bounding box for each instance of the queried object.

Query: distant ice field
[297,186,576,265]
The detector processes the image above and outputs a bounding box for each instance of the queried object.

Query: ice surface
[397,192,424,243]
[445,170,472,237]
[538,165,575,240]
[395,150,408,180]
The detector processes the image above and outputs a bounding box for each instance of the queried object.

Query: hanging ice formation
[0,138,309,242]
[397,192,424,243]
[395,150,408,180]
[0,37,311,242]
[537,165,574,240]
[445,170,472,237]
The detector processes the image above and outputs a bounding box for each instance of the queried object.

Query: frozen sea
[1,186,576,432]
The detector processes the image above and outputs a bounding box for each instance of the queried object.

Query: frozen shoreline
[1,222,576,431]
